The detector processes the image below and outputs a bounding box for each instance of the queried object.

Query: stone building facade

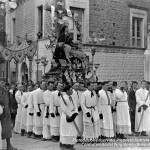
[0,1,6,78]
[5,0,150,84]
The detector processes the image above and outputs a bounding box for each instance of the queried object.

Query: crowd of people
[1,79,150,150]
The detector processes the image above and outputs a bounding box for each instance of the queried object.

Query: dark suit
[128,88,136,132]
[0,87,12,139]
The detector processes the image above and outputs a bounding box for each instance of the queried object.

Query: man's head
[63,85,73,96]
[107,81,113,93]
[102,81,109,91]
[112,81,117,90]
[87,82,94,91]
[73,82,79,91]
[132,81,138,89]
[27,85,33,92]
[93,82,98,90]
[17,84,23,91]
[124,81,128,91]
[22,85,27,92]
[141,80,147,89]
[0,77,6,87]
[40,81,47,91]
[120,81,126,91]
[79,82,85,91]
[34,83,40,90]
[5,83,10,91]
[47,81,54,91]
[11,83,16,91]
[146,81,150,90]
[57,82,64,91]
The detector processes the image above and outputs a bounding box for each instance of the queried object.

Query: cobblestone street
[2,133,150,150]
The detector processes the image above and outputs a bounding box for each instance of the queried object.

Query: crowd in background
[1,79,150,150]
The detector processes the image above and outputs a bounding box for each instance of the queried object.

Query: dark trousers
[130,109,135,133]
[11,113,17,127]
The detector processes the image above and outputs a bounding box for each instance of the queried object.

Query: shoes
[41,138,46,141]
[141,131,148,136]
[120,134,127,139]
[135,132,140,136]
[21,133,24,136]
[7,145,17,150]
[128,132,134,136]
[51,136,59,142]
[30,134,36,139]
[52,138,59,142]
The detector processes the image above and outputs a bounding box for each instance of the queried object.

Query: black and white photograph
[0,0,150,149]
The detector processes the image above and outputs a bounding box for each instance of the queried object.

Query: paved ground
[2,133,150,150]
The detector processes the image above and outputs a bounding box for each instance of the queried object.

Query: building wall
[5,0,150,83]
[0,2,6,78]
[84,45,145,84]
[89,0,150,47]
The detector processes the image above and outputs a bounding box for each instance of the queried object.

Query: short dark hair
[5,83,10,87]
[132,81,138,85]
[48,81,54,85]
[73,82,79,85]
[87,82,94,87]
[141,80,147,84]
[63,85,72,92]
[124,81,128,85]
[102,81,109,86]
[113,81,117,87]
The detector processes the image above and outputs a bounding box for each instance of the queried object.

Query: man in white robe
[114,81,131,139]
[60,85,78,150]
[42,81,54,140]
[33,81,47,139]
[0,105,3,149]
[81,82,100,141]
[72,82,83,140]
[14,84,23,134]
[99,81,114,138]
[21,85,32,136]
[50,82,64,142]
[135,80,150,136]
[27,84,39,138]
[111,81,118,137]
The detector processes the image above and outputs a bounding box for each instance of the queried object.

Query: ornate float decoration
[43,0,90,84]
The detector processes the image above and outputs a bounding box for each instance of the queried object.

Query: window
[70,7,84,42]
[38,6,43,38]
[132,17,143,47]
[12,18,16,42]
[130,8,147,48]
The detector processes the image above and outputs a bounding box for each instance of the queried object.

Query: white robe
[135,88,150,132]
[81,90,100,140]
[27,91,35,133]
[99,89,114,137]
[42,90,53,139]
[33,88,45,135]
[112,89,117,134]
[21,92,30,131]
[14,90,22,133]
[60,94,78,145]
[0,105,3,149]
[50,90,64,136]
[114,89,131,134]
[72,89,83,136]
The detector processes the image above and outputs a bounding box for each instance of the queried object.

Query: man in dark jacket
[9,83,18,128]
[0,78,17,150]
[128,81,138,135]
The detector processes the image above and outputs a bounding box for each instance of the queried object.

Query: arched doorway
[21,62,28,84]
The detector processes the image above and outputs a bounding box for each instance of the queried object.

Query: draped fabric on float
[0,41,37,63]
